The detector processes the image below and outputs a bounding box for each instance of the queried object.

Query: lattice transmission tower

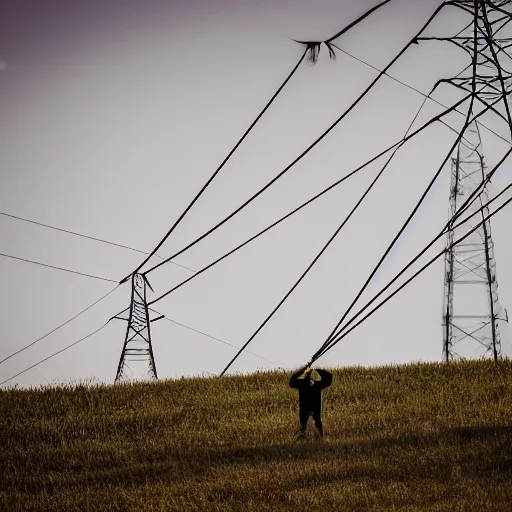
[114,274,163,383]
[443,124,508,360]
[441,0,511,361]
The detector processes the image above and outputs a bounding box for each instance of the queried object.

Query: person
[289,365,332,438]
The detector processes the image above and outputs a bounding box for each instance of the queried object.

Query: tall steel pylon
[441,0,511,361]
[115,274,163,383]
[443,123,507,361]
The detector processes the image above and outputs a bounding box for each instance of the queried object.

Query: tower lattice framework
[443,123,507,361]
[442,0,511,361]
[115,274,161,383]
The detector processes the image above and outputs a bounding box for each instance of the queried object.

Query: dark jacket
[289,368,332,411]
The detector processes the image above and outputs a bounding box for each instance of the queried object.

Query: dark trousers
[299,401,323,436]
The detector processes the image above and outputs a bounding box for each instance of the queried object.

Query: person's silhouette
[289,365,332,438]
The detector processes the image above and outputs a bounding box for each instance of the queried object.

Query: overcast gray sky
[1,0,512,388]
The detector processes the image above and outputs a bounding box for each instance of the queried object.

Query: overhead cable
[314,2,483,358]
[217,75,452,377]
[126,1,402,283]
[0,252,117,283]
[312,189,512,363]
[141,1,451,280]
[0,211,195,273]
[315,164,512,361]
[0,320,113,387]
[145,91,475,308]
[335,45,511,146]
[153,311,282,366]
[123,47,310,282]
[221,9,509,374]
[0,284,121,366]
[292,0,393,62]
[0,306,281,388]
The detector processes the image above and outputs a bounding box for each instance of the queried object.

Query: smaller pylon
[114,274,163,384]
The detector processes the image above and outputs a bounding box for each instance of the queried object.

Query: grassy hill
[1,360,512,511]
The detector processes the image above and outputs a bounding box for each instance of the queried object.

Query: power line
[146,91,474,308]
[316,104,442,355]
[0,284,121,366]
[106,89,467,328]
[333,44,511,146]
[313,6,484,359]
[0,320,112,387]
[316,143,512,358]
[124,47,310,282]
[314,5,512,360]
[0,211,196,273]
[137,5,507,296]
[138,1,457,281]
[145,86,496,312]
[127,2,399,283]
[67,95,473,329]
[314,3,512,362]
[292,0,393,62]
[217,78,434,377]
[313,188,512,363]
[219,26,509,374]
[153,311,281,366]
[0,304,281,388]
[317,177,512,359]
[325,0,393,43]
[124,2,401,284]
[0,252,118,283]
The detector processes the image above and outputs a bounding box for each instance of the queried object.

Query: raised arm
[317,369,333,389]
[289,365,310,388]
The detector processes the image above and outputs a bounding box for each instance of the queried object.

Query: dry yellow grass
[1,360,512,511]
